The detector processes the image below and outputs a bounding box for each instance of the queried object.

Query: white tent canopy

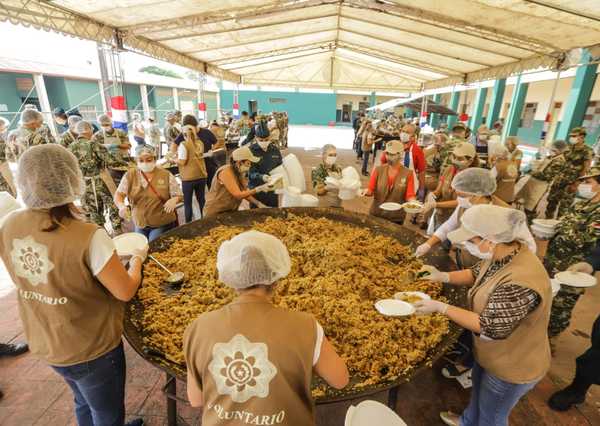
[2,0,600,91]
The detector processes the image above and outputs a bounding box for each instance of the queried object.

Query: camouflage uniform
[0,132,14,196]
[6,126,52,161]
[549,143,593,218]
[91,128,131,167]
[546,198,600,337]
[438,136,465,172]
[528,153,566,219]
[311,163,342,208]
[163,122,181,150]
[58,130,77,149]
[38,123,56,144]
[68,137,122,233]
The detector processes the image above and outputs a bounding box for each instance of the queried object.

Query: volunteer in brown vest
[415,168,529,265]
[415,205,551,426]
[177,124,208,223]
[491,145,519,204]
[0,144,146,426]
[114,145,182,241]
[421,142,479,224]
[363,140,417,224]
[183,231,349,425]
[203,146,274,217]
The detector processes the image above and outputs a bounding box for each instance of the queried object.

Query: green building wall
[220,90,337,125]
[0,72,37,129]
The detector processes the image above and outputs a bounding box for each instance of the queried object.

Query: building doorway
[341,104,351,123]
[248,100,258,116]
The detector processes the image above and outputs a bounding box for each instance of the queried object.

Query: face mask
[453,159,470,169]
[577,184,596,199]
[400,132,411,143]
[325,156,337,166]
[258,141,270,151]
[102,126,112,132]
[479,135,488,141]
[457,196,472,208]
[138,162,156,173]
[56,118,67,125]
[387,154,401,164]
[569,136,579,144]
[238,162,251,173]
[463,241,494,260]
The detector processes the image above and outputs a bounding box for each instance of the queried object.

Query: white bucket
[283,153,306,192]
[281,186,302,207]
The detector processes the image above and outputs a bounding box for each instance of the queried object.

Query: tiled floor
[1,126,600,425]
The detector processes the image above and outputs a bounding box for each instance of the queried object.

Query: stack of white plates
[531,219,559,239]
[554,271,597,288]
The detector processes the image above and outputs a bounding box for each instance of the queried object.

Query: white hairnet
[322,144,336,156]
[74,120,93,135]
[490,144,509,159]
[451,168,497,196]
[68,115,82,130]
[135,144,156,158]
[199,119,208,128]
[217,230,291,289]
[17,144,84,209]
[448,205,536,253]
[20,109,43,125]
[97,114,111,125]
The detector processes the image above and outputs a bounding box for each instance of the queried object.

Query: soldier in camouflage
[69,120,122,233]
[6,109,53,161]
[546,166,600,339]
[0,117,15,196]
[439,122,468,172]
[92,114,132,167]
[311,144,343,208]
[58,115,82,149]
[550,127,593,218]
[163,112,181,151]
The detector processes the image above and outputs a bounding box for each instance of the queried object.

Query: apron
[517,158,554,211]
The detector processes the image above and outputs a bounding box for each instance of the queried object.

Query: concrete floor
[0,125,599,425]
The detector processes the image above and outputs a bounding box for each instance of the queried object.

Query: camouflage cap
[579,166,600,180]
[570,127,587,137]
[452,122,467,131]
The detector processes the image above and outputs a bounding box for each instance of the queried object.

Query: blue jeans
[362,150,371,174]
[135,221,176,242]
[182,178,206,223]
[460,361,538,426]
[52,343,125,426]
[133,136,145,146]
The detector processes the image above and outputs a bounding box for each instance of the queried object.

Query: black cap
[53,107,66,116]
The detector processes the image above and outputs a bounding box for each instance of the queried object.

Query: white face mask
[453,159,470,169]
[239,164,251,173]
[138,162,156,173]
[463,240,494,260]
[325,156,337,166]
[457,196,472,208]
[400,132,411,143]
[258,141,270,151]
[577,183,596,199]
[479,135,488,141]
[569,136,579,144]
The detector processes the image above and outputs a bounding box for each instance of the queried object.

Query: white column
[140,84,150,119]
[216,80,222,118]
[33,74,56,137]
[172,87,179,111]
[98,80,108,113]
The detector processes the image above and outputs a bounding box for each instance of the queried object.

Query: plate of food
[394,291,431,304]
[532,219,560,230]
[113,232,148,257]
[402,201,423,214]
[379,202,403,211]
[374,299,415,316]
[555,271,597,288]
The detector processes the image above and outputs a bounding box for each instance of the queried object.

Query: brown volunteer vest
[440,165,458,201]
[369,164,410,223]
[424,146,440,191]
[127,167,176,228]
[469,245,551,383]
[204,166,244,217]
[180,139,207,182]
[184,294,317,426]
[494,160,519,203]
[0,210,124,366]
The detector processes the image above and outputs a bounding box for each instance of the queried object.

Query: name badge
[158,179,165,186]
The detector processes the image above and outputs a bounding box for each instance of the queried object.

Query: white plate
[394,291,431,304]
[113,233,148,257]
[550,278,561,297]
[375,299,415,316]
[555,271,597,288]
[532,219,559,229]
[345,400,407,426]
[379,202,403,211]
[402,201,424,214]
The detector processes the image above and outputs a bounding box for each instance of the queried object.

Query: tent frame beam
[214,42,336,66]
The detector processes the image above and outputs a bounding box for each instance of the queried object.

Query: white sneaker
[440,411,460,426]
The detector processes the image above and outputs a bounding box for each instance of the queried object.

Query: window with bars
[78,105,98,122]
[520,102,538,128]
